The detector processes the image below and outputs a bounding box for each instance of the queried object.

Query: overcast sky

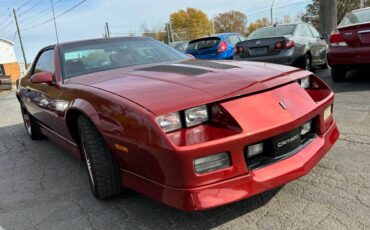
[0,0,310,62]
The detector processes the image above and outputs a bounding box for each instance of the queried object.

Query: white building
[0,37,21,82]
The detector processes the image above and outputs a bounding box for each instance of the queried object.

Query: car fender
[67,98,102,129]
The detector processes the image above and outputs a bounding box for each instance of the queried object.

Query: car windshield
[340,8,370,26]
[60,37,189,79]
[248,25,296,39]
[187,37,221,50]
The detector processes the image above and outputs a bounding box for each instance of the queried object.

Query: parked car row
[171,7,370,82]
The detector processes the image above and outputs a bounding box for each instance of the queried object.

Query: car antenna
[50,0,59,44]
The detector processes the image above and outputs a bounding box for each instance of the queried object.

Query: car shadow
[0,123,282,229]
[317,68,370,94]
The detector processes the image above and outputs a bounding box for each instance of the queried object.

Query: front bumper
[122,121,339,210]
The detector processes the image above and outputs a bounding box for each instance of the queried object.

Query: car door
[300,24,320,65]
[23,48,63,132]
[308,24,328,65]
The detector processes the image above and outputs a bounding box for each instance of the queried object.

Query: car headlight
[155,112,181,132]
[299,76,310,89]
[184,105,209,127]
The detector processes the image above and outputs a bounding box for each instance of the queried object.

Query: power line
[23,0,88,31]
[18,0,45,16]
[20,0,64,24]
[17,0,33,10]
[0,20,13,31]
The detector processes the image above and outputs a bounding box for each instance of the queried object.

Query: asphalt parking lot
[0,69,369,230]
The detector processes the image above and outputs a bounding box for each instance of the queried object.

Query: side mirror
[30,71,54,84]
[186,54,195,59]
[321,34,328,40]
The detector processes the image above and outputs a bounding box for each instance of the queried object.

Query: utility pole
[105,22,110,38]
[166,23,170,44]
[360,0,365,8]
[319,0,337,36]
[270,0,275,25]
[13,9,28,69]
[169,22,174,43]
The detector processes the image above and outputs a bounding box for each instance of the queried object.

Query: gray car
[234,23,328,70]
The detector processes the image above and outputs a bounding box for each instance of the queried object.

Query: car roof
[352,6,370,13]
[188,32,239,42]
[44,36,151,50]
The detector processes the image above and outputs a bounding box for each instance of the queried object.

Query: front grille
[244,118,318,170]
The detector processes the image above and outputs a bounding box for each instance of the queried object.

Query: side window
[239,35,247,41]
[294,25,303,36]
[302,25,314,38]
[227,35,240,45]
[309,25,321,38]
[33,49,55,75]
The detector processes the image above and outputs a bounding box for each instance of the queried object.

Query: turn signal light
[194,152,230,174]
[323,105,333,122]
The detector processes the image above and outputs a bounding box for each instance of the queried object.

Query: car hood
[66,60,311,115]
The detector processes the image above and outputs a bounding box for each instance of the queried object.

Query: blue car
[186,33,247,60]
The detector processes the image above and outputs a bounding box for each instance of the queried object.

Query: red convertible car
[16,37,339,211]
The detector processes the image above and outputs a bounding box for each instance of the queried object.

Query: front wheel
[331,67,347,82]
[77,115,123,200]
[20,103,43,140]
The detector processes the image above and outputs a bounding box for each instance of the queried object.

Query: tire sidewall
[78,123,100,197]
[304,54,312,71]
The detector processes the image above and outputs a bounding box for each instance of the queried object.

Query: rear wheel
[303,54,312,71]
[20,103,43,140]
[331,67,347,82]
[319,62,329,69]
[296,54,312,71]
[77,115,123,200]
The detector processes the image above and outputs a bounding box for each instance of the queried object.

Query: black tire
[319,62,329,69]
[77,115,123,200]
[295,54,312,71]
[20,103,44,140]
[331,67,347,82]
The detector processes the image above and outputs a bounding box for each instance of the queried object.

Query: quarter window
[301,25,314,37]
[227,35,240,45]
[308,25,321,38]
[34,49,55,74]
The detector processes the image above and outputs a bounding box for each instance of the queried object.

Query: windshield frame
[59,37,189,80]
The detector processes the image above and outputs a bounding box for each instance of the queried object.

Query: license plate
[271,129,301,156]
[249,47,268,56]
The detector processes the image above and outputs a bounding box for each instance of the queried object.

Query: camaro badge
[279,101,287,110]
